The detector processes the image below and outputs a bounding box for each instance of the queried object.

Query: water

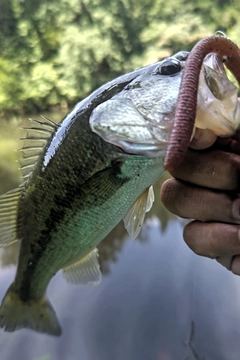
[0,115,240,360]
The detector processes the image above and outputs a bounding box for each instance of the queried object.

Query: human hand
[160,129,240,275]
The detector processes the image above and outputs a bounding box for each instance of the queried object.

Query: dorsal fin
[62,248,102,285]
[123,186,154,239]
[18,116,59,181]
[0,188,22,247]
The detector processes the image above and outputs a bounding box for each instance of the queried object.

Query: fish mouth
[203,53,235,100]
[194,53,240,137]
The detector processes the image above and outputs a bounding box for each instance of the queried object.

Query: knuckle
[231,268,240,276]
[229,153,240,188]
[160,179,180,209]
[160,179,174,201]
[231,255,240,276]
[232,227,240,248]
[215,256,232,269]
[183,222,204,256]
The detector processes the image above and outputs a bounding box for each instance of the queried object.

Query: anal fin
[62,248,101,285]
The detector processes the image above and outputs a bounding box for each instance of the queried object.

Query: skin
[162,36,240,274]
[160,128,240,276]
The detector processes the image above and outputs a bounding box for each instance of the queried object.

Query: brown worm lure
[164,35,240,172]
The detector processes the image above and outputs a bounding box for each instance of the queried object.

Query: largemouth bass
[0,51,239,336]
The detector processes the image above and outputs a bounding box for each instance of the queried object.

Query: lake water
[0,115,240,360]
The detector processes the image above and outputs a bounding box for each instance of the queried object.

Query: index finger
[170,148,240,191]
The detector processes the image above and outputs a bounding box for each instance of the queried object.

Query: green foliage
[0,0,240,114]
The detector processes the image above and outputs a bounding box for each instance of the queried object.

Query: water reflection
[0,116,240,360]
[1,218,240,360]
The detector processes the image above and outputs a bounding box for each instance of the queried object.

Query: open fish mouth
[90,49,240,161]
[203,53,238,102]
[195,53,240,136]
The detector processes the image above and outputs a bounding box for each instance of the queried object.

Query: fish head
[90,51,240,157]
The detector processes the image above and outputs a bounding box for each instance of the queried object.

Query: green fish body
[0,51,239,336]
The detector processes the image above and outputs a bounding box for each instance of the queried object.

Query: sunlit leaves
[1,0,240,113]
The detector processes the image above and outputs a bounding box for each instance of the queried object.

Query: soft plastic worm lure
[164,35,240,172]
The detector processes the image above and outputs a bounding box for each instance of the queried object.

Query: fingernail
[231,255,240,275]
[232,198,240,220]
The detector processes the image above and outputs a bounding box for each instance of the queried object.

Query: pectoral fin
[123,186,154,239]
[62,248,101,285]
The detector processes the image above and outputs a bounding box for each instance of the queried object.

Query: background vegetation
[1,0,240,115]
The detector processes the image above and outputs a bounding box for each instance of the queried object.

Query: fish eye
[158,59,182,75]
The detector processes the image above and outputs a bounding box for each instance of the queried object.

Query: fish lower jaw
[116,140,167,157]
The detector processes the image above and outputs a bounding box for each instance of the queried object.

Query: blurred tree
[53,0,210,101]
[0,0,63,112]
[0,0,239,114]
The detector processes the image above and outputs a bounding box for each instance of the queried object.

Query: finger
[190,128,217,150]
[215,256,232,270]
[215,255,240,275]
[169,149,240,191]
[231,255,240,275]
[183,221,240,258]
[232,129,240,142]
[215,255,240,276]
[191,129,240,154]
[214,137,240,154]
[160,179,240,223]
[212,253,240,276]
